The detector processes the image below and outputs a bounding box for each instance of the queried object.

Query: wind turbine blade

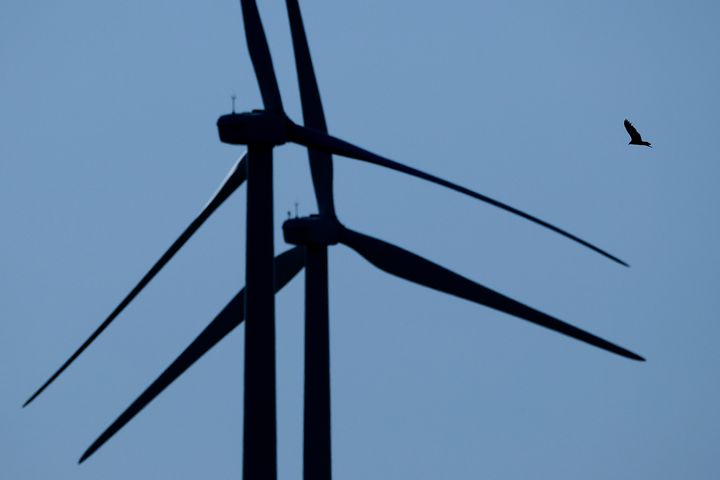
[338,226,643,361]
[240,0,284,112]
[288,123,627,267]
[78,247,305,464]
[23,156,247,408]
[285,0,335,217]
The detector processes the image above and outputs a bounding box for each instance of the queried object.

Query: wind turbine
[279,3,644,480]
[21,1,640,478]
[53,1,643,478]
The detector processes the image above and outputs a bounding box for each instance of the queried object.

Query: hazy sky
[2,1,720,479]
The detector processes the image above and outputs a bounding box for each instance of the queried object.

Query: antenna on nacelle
[231,93,237,114]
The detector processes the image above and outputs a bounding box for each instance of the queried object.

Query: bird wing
[624,119,643,142]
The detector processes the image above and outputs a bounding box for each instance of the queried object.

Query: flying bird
[624,119,652,147]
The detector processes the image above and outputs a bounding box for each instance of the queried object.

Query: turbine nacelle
[283,215,341,246]
[217,110,289,146]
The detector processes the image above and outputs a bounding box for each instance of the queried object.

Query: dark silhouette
[72,2,643,479]
[24,1,644,479]
[624,119,652,147]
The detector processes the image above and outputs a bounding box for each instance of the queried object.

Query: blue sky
[2,1,719,479]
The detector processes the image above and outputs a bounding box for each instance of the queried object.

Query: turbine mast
[284,215,340,480]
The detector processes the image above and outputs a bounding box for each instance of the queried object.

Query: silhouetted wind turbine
[69,2,643,479]
[25,1,642,478]
[281,4,642,479]
[624,119,652,147]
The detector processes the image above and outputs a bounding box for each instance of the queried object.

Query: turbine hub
[283,215,340,246]
[217,110,288,146]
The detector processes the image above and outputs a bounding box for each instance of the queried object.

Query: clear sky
[2,1,719,479]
